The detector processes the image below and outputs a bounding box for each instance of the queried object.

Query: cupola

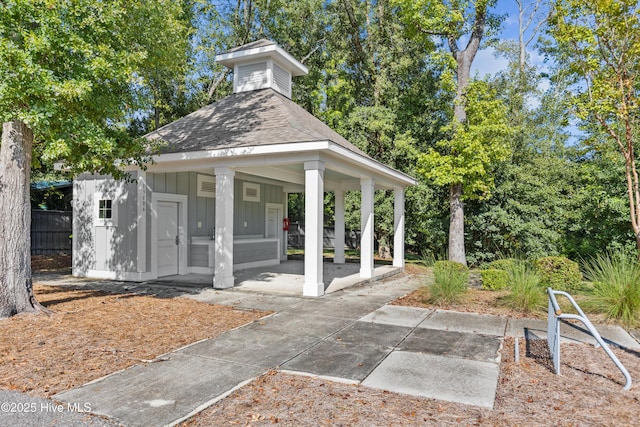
[214,39,308,99]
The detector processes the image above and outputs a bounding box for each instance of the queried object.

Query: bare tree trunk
[448,183,466,264]
[0,121,45,318]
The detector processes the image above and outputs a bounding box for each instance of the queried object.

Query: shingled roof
[146,88,370,158]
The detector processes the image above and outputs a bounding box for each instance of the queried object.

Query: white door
[266,207,279,238]
[157,201,179,277]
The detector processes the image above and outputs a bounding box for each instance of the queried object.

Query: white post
[214,167,235,289]
[304,161,325,296]
[360,177,375,278]
[334,188,345,264]
[136,170,147,273]
[393,187,405,268]
[282,190,289,261]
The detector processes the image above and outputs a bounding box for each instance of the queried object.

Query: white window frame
[95,196,117,227]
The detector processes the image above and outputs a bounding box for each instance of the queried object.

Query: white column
[304,160,325,296]
[282,190,289,261]
[393,187,405,268]
[334,188,345,264]
[136,170,147,273]
[214,167,235,289]
[360,177,375,278]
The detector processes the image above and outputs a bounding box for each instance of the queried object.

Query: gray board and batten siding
[146,171,284,268]
[73,171,284,276]
[72,173,139,275]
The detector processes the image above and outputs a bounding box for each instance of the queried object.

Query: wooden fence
[31,210,72,255]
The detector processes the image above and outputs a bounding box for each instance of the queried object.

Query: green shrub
[582,251,640,327]
[503,264,545,313]
[481,269,509,290]
[535,256,583,292]
[430,261,469,304]
[488,259,518,272]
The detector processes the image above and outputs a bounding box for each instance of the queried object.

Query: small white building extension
[72,40,416,296]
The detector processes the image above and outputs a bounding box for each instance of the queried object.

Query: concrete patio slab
[241,311,354,339]
[282,298,384,320]
[358,305,433,328]
[178,327,318,369]
[228,261,402,295]
[418,310,508,336]
[330,321,413,348]
[398,327,503,363]
[281,341,392,381]
[54,353,264,427]
[362,351,500,409]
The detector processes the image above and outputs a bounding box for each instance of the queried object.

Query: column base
[303,281,325,297]
[213,275,235,289]
[360,268,374,279]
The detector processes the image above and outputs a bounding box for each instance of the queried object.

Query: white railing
[547,288,632,391]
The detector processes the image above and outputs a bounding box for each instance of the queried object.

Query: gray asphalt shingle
[145,88,369,158]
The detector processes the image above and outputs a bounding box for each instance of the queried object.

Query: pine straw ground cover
[2,259,639,426]
[0,283,269,397]
[182,265,640,427]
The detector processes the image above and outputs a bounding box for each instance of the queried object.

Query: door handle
[175,235,179,245]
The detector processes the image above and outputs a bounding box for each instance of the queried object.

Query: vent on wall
[197,174,216,198]
[237,61,268,92]
[273,62,291,97]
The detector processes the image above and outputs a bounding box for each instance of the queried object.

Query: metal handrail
[547,288,632,391]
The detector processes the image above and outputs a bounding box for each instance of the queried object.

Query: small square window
[98,199,113,219]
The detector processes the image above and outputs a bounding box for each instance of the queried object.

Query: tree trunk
[448,183,466,265]
[0,121,43,318]
[445,4,487,266]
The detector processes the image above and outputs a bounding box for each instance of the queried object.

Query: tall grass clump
[503,263,545,313]
[582,251,640,327]
[430,260,469,304]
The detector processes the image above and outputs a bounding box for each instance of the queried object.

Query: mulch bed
[180,333,640,427]
[0,284,269,397]
[1,261,638,425]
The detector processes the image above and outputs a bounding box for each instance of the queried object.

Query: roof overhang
[137,141,416,190]
[215,43,309,76]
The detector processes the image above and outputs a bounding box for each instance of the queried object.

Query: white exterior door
[157,201,179,277]
[265,204,283,259]
[266,207,279,238]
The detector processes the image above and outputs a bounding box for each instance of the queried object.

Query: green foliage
[582,251,640,327]
[535,256,583,292]
[488,259,518,271]
[418,80,512,200]
[546,0,640,253]
[0,0,191,178]
[430,260,469,304]
[480,269,509,290]
[503,264,546,313]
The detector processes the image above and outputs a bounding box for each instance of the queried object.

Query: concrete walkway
[50,274,640,427]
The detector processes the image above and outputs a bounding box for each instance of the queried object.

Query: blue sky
[471,0,549,78]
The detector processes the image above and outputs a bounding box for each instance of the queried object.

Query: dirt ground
[2,258,639,426]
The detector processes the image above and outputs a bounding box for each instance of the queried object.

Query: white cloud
[471,46,510,78]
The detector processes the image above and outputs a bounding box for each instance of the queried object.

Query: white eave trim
[326,143,417,186]
[144,140,416,187]
[215,44,308,76]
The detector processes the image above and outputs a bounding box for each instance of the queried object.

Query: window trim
[95,196,117,226]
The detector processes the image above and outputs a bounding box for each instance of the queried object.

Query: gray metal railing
[547,287,632,391]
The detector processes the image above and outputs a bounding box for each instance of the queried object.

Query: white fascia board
[150,141,329,165]
[215,44,308,76]
[326,144,417,187]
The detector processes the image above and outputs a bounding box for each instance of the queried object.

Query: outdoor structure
[71,40,416,296]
